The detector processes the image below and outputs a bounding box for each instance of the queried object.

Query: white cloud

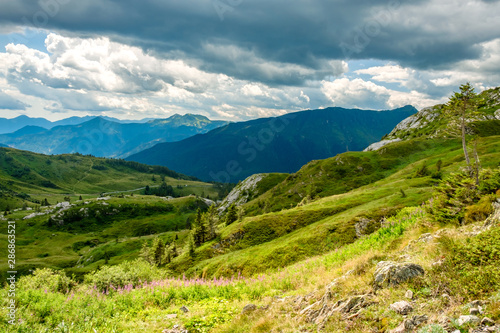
[321,77,445,110]
[355,65,413,84]
[0,33,322,121]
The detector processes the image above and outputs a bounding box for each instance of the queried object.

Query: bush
[19,268,75,293]
[84,259,166,291]
[433,226,500,298]
[428,168,500,225]
[464,195,494,224]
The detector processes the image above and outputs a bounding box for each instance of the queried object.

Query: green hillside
[1,86,500,332]
[0,147,224,211]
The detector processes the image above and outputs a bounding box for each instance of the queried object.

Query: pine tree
[140,241,153,264]
[206,205,218,241]
[189,233,196,257]
[193,208,207,246]
[447,82,479,180]
[225,204,238,225]
[152,237,165,266]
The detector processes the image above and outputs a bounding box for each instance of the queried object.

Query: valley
[0,86,499,332]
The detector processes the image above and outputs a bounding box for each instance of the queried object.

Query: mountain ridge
[0,114,229,158]
[127,105,417,182]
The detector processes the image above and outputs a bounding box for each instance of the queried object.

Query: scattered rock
[242,304,257,314]
[469,300,484,308]
[373,261,425,288]
[300,292,375,326]
[389,314,428,333]
[354,218,376,238]
[418,233,433,243]
[179,306,189,313]
[457,315,480,326]
[481,317,495,326]
[390,301,413,315]
[405,290,414,299]
[165,314,178,319]
[470,308,481,315]
[163,324,188,333]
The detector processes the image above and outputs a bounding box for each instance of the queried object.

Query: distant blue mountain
[6,125,48,138]
[0,115,158,134]
[0,115,53,134]
[127,106,417,182]
[0,114,228,158]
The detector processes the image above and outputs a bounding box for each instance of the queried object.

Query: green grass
[0,148,221,211]
[165,135,500,277]
[0,195,208,280]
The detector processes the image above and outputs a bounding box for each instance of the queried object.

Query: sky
[0,0,499,121]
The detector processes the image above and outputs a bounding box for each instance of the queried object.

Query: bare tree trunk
[461,105,472,176]
[473,140,480,186]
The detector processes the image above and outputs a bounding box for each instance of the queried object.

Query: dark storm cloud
[0,0,499,86]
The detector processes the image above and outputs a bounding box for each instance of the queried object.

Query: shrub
[19,268,75,293]
[84,259,166,291]
[464,195,494,224]
[428,168,500,225]
[433,226,500,298]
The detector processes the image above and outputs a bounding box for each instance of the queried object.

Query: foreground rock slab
[374,261,425,288]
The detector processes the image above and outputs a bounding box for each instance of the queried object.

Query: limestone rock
[179,306,189,313]
[373,261,425,288]
[389,314,428,333]
[470,308,481,315]
[242,304,257,314]
[363,138,402,152]
[457,315,480,327]
[405,290,414,299]
[390,301,413,315]
[481,317,495,326]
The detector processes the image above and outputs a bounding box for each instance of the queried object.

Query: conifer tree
[206,204,218,241]
[447,82,479,180]
[225,203,238,225]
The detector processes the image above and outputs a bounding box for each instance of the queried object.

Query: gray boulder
[242,304,257,314]
[457,315,480,327]
[374,261,425,288]
[390,301,413,315]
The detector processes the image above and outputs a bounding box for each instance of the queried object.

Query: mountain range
[0,114,228,158]
[0,115,157,134]
[127,105,417,182]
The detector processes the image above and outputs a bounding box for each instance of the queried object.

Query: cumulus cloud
[0,33,322,120]
[321,78,445,110]
[355,65,413,84]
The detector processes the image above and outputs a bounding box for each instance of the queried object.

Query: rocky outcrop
[218,174,265,213]
[363,138,401,152]
[373,261,425,288]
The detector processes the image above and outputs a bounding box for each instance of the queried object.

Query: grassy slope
[0,147,217,210]
[168,135,500,277]
[3,191,499,332]
[0,195,209,280]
